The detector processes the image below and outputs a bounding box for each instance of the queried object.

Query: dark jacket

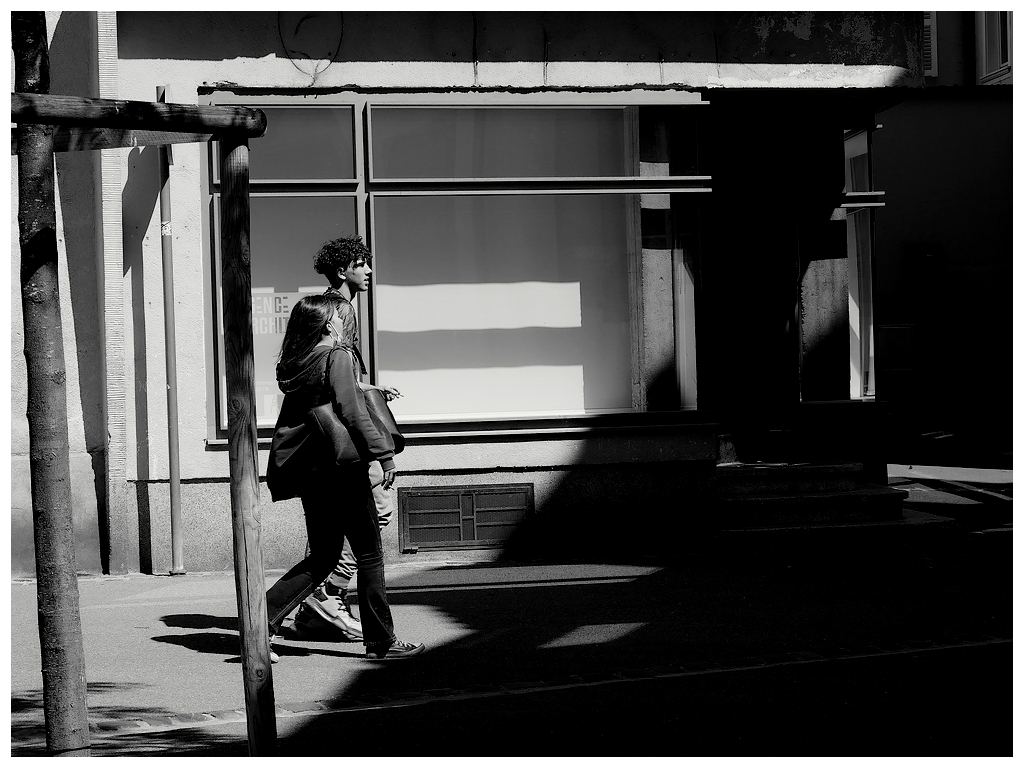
[267,343,395,501]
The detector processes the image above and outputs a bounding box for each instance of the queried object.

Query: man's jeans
[265,462,396,646]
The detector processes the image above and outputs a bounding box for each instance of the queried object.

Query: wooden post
[12,11,91,756]
[219,133,278,755]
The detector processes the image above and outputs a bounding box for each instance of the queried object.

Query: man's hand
[379,385,402,401]
[381,466,397,490]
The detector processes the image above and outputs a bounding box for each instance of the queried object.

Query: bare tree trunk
[13,11,91,756]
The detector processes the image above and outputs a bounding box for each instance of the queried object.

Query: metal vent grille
[399,484,534,552]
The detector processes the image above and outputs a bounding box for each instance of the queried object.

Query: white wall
[11,11,104,573]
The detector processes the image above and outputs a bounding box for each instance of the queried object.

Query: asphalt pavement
[9,464,1013,757]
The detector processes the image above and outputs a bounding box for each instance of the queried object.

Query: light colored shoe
[302,585,363,640]
[293,603,361,642]
[269,634,280,664]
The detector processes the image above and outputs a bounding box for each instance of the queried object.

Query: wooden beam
[12,92,266,138]
[219,134,278,755]
[10,128,214,155]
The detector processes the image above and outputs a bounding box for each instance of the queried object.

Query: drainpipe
[158,86,185,575]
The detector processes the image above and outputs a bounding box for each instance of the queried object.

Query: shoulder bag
[362,388,405,455]
[304,347,363,464]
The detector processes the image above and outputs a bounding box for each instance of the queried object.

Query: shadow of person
[152,631,245,657]
[151,630,365,662]
[160,613,238,632]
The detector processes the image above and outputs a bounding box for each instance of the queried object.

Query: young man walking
[291,235,402,642]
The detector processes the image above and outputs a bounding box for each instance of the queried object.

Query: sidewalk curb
[13,636,1011,751]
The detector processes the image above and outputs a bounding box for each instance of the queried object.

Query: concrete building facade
[12,11,943,576]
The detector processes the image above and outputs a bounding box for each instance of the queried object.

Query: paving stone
[787,651,826,661]
[846,645,886,656]
[678,660,723,672]
[501,681,538,690]
[93,720,143,731]
[170,713,214,724]
[803,647,836,658]
[324,698,365,710]
[460,684,503,694]
[280,701,327,713]
[140,716,174,727]
[617,667,657,678]
[647,665,683,675]
[542,676,584,686]
[870,641,911,653]
[209,709,245,720]
[830,647,858,657]
[716,657,765,668]
[579,672,621,683]
[350,695,389,704]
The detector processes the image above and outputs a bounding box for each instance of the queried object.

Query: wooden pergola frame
[13,90,277,754]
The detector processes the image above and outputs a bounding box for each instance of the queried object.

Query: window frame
[841,128,884,402]
[977,11,1013,84]
[200,90,710,442]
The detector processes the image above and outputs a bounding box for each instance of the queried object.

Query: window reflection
[373,194,634,419]
[371,107,627,179]
[217,194,357,428]
[248,107,355,180]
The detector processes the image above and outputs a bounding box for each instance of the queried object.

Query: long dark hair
[276,294,334,379]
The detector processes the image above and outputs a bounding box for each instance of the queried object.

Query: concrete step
[716,483,909,528]
[716,461,866,495]
[708,507,958,553]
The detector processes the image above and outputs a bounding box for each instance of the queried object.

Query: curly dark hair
[313,235,372,279]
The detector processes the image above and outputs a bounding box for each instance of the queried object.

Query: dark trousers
[265,463,395,647]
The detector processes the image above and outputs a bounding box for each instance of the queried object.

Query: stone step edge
[715,508,955,533]
[718,484,909,503]
[716,461,866,476]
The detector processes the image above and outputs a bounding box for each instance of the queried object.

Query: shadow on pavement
[151,628,365,663]
[277,529,1010,755]
[889,477,1013,532]
[11,682,248,757]
[160,614,239,632]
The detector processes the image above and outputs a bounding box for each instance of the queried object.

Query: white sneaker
[302,585,363,640]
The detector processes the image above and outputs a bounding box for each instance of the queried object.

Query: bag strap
[322,343,366,404]
[350,345,368,377]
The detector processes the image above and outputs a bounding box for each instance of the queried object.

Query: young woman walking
[265,294,424,661]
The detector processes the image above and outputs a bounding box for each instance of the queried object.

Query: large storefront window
[208,97,708,430]
[373,193,632,420]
